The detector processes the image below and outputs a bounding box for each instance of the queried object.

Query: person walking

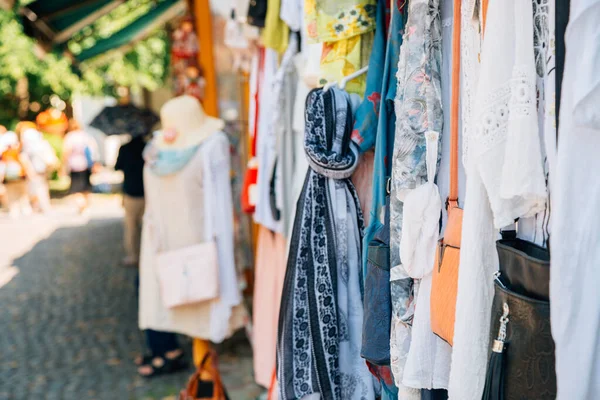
[62,120,99,213]
[18,122,59,213]
[0,131,34,218]
[0,125,7,207]
[115,135,146,267]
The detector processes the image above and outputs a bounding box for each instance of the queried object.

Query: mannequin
[138,95,246,377]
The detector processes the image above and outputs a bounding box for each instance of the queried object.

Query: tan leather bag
[430,0,463,346]
[179,351,229,400]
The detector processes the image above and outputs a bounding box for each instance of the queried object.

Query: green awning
[22,0,125,44]
[74,0,185,62]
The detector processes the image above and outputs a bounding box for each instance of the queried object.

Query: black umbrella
[90,104,159,137]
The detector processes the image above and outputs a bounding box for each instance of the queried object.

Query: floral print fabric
[389,0,443,392]
[305,0,377,96]
[318,32,374,95]
[305,0,377,43]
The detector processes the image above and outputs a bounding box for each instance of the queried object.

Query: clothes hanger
[323,65,369,92]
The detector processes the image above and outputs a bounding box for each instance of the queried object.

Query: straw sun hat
[154,95,224,150]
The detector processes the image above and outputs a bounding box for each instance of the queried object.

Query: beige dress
[139,132,247,342]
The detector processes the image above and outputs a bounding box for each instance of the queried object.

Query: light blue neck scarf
[143,143,200,176]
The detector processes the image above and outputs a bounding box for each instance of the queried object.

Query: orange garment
[351,150,375,226]
[252,225,287,387]
[1,148,25,179]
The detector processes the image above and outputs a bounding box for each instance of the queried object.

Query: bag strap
[448,0,461,210]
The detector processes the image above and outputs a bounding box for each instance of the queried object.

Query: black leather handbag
[483,231,556,400]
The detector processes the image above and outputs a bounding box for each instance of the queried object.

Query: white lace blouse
[448,0,547,399]
[551,1,600,399]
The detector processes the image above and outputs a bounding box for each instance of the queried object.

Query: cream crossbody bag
[156,241,219,309]
[148,206,220,309]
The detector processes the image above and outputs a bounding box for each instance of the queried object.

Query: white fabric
[551,2,600,399]
[401,131,452,390]
[448,1,548,399]
[517,0,555,247]
[330,177,375,400]
[569,1,600,129]
[254,48,283,233]
[224,17,249,49]
[232,0,251,22]
[139,132,246,342]
[63,130,98,172]
[280,0,302,32]
[273,34,301,237]
[303,43,324,89]
[21,129,57,174]
[285,52,312,240]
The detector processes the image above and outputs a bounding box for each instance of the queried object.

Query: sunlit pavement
[0,195,262,400]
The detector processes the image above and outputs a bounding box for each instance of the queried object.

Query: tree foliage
[0,0,171,127]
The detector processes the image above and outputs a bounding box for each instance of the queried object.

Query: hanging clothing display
[252,226,288,388]
[262,0,290,54]
[318,32,374,96]
[247,0,267,27]
[551,1,600,399]
[516,0,555,247]
[304,0,377,95]
[212,0,600,397]
[448,0,547,398]
[389,0,443,395]
[304,0,376,43]
[280,0,303,32]
[401,131,451,391]
[277,87,373,400]
[254,48,284,233]
[272,34,301,237]
[555,0,570,123]
[352,1,404,397]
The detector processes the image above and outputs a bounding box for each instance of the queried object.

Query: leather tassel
[482,302,510,400]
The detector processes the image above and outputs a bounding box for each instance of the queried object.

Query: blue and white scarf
[277,87,374,400]
[143,142,200,177]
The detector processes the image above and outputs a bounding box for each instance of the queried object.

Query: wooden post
[190,0,219,368]
[192,0,219,117]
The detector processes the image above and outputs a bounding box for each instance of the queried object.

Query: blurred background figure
[0,125,7,206]
[17,121,59,213]
[115,135,147,267]
[0,130,34,218]
[62,119,100,214]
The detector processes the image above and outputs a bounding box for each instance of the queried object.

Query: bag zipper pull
[492,303,510,353]
[493,271,506,289]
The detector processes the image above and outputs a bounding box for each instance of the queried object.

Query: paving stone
[0,197,262,399]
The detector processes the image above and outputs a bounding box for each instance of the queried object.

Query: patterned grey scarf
[277,87,373,400]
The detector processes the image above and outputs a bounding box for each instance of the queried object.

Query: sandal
[138,350,187,378]
[134,354,153,367]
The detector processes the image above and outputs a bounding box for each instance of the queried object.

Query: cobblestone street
[0,195,262,400]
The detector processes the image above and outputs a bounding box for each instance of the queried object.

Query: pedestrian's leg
[145,330,180,357]
[18,181,32,216]
[122,195,137,265]
[37,178,51,213]
[133,198,145,263]
[139,330,185,377]
[5,182,19,218]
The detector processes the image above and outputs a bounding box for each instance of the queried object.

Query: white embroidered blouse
[448,0,547,399]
